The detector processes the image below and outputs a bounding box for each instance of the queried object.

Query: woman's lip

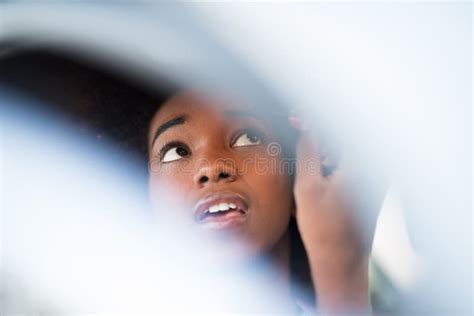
[199,211,248,230]
[193,192,249,225]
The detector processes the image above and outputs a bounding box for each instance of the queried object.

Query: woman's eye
[161,146,190,163]
[231,131,262,147]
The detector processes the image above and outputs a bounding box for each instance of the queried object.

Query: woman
[0,51,380,313]
[147,90,377,314]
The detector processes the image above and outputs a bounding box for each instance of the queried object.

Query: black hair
[0,48,170,171]
[274,116,316,307]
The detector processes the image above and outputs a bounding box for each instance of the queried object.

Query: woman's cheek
[148,170,192,215]
[244,173,292,252]
[246,159,292,214]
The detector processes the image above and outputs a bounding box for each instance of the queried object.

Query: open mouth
[194,192,249,229]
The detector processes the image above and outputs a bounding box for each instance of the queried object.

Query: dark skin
[148,91,377,314]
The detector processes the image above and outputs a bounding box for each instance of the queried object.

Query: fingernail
[288,115,302,129]
[289,114,310,131]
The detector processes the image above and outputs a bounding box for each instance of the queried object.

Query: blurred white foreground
[0,2,471,314]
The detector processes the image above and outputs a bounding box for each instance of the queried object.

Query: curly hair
[0,49,171,165]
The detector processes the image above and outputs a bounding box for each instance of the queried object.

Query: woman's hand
[290,114,383,314]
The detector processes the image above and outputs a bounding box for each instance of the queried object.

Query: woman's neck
[271,228,291,276]
[268,229,292,300]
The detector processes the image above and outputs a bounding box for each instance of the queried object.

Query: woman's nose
[193,159,237,186]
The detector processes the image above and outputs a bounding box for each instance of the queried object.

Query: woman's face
[148,91,293,256]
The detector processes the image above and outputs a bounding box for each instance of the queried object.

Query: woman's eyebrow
[151,115,186,147]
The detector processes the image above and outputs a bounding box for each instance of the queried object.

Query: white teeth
[209,205,220,213]
[206,202,237,214]
[218,203,230,211]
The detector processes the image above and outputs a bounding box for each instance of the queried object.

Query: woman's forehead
[152,91,257,124]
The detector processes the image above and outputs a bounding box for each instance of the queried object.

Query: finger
[288,112,309,131]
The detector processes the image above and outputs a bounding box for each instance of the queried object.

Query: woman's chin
[200,229,266,262]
